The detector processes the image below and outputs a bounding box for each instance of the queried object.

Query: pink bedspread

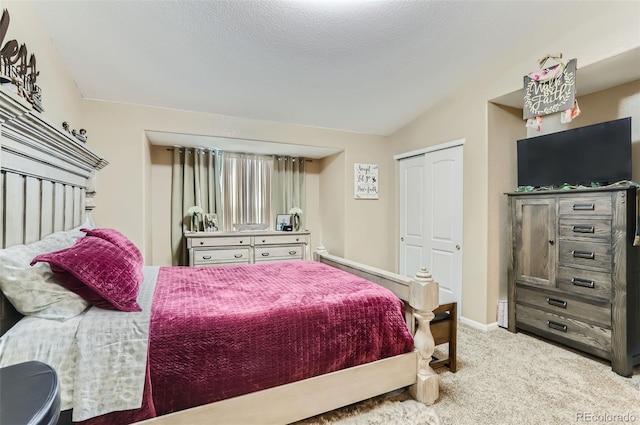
[81,260,413,423]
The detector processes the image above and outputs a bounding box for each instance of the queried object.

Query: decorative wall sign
[0,8,44,112]
[523,58,576,119]
[354,163,378,199]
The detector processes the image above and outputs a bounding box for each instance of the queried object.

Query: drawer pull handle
[572,277,595,288]
[261,252,270,257]
[572,225,595,233]
[547,297,567,308]
[239,240,244,244]
[572,203,595,211]
[200,241,204,245]
[262,239,266,243]
[289,251,297,255]
[296,238,299,241]
[234,254,243,258]
[572,250,594,260]
[202,255,212,260]
[547,320,568,332]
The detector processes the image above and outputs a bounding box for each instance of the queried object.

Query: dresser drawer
[516,286,611,326]
[188,236,250,248]
[558,240,611,271]
[557,266,612,301]
[558,218,611,241]
[254,245,304,262]
[192,248,250,265]
[254,234,308,245]
[516,304,611,357]
[558,195,612,216]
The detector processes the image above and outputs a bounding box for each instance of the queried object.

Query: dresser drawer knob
[572,277,595,288]
[289,251,297,255]
[202,255,212,260]
[261,252,270,257]
[572,225,595,233]
[547,297,567,308]
[572,250,595,260]
[296,238,299,241]
[200,241,204,245]
[547,320,568,332]
[234,254,243,258]
[572,203,595,211]
[262,239,266,243]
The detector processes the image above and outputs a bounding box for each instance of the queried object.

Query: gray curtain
[272,156,306,229]
[171,148,221,265]
[218,152,273,231]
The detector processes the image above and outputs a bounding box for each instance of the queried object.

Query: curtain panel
[272,156,306,229]
[170,148,221,266]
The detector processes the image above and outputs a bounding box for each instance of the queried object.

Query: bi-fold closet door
[398,143,463,312]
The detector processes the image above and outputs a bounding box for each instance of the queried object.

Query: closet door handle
[572,203,595,211]
[572,250,595,260]
[547,297,567,308]
[547,321,568,332]
[572,225,595,233]
[572,277,595,288]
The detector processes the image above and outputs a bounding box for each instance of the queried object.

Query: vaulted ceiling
[31,1,610,136]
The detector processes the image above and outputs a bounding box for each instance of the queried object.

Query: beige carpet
[298,324,640,425]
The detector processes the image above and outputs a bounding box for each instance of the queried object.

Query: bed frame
[0,86,440,424]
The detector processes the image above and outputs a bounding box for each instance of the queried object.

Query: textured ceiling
[30,1,608,136]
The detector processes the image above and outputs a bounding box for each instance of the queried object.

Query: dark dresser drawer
[558,195,612,216]
[558,240,612,271]
[558,218,612,241]
[557,266,612,301]
[516,304,611,357]
[516,285,611,326]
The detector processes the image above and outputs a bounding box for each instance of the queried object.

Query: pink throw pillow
[80,228,143,267]
[31,235,143,312]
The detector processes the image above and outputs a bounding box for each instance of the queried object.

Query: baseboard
[459,316,499,332]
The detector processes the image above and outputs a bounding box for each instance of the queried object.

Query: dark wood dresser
[507,186,640,376]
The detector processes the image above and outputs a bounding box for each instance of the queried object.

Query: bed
[0,86,439,424]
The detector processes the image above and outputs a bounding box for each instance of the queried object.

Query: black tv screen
[517,117,632,188]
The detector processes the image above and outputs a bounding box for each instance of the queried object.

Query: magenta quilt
[148,260,413,416]
[79,260,413,423]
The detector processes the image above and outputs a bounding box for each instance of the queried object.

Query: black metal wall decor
[0,8,44,112]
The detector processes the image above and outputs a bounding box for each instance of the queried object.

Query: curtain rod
[165,147,313,161]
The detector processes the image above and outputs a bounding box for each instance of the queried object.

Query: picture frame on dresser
[276,214,292,231]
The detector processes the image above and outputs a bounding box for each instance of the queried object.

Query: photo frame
[275,214,292,231]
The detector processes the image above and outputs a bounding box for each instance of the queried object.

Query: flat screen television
[517,117,632,188]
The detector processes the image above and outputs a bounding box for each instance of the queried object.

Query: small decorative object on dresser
[203,213,218,232]
[276,214,292,231]
[289,207,303,231]
[187,206,203,232]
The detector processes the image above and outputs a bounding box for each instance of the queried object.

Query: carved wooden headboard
[0,88,108,334]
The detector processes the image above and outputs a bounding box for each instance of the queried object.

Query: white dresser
[185,231,311,266]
